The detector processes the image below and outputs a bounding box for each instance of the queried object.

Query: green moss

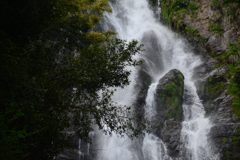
[160,75,184,121]
[202,76,227,101]
[228,82,240,117]
[226,42,240,63]
[224,134,240,159]
[223,137,228,144]
[178,73,184,81]
[232,135,240,153]
[225,151,231,160]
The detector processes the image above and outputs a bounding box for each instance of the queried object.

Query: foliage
[226,42,240,63]
[208,23,224,34]
[213,41,240,119]
[161,0,198,29]
[201,76,227,101]
[185,25,200,36]
[223,0,240,6]
[214,42,240,118]
[227,67,240,117]
[210,1,222,10]
[223,134,240,159]
[0,0,144,159]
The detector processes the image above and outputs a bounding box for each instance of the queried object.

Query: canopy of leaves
[0,0,144,159]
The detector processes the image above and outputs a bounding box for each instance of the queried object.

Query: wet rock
[133,62,153,121]
[161,120,182,157]
[153,69,185,158]
[155,69,184,122]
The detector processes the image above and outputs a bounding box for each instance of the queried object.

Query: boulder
[153,69,185,157]
[155,69,184,123]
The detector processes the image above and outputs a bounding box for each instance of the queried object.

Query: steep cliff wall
[160,0,240,159]
[161,0,240,55]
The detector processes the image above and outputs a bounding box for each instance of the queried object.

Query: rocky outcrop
[195,60,240,158]
[209,94,240,159]
[183,0,240,55]
[155,69,184,122]
[160,0,240,159]
[154,69,185,157]
[195,63,240,158]
[133,59,154,122]
[161,0,240,55]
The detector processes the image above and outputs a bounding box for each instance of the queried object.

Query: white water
[93,0,219,159]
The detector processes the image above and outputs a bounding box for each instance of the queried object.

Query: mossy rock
[155,69,184,121]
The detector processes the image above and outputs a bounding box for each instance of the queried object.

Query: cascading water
[90,0,220,159]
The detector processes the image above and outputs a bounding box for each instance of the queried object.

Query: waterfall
[90,0,220,159]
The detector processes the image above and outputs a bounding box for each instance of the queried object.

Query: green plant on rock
[216,42,240,118]
[185,25,200,36]
[231,135,240,152]
[225,151,232,160]
[223,137,228,144]
[187,2,198,14]
[202,76,227,101]
[161,0,198,29]
[224,133,240,159]
[188,2,198,10]
[223,0,240,6]
[227,10,235,16]
[226,42,240,64]
[210,1,222,10]
[208,23,224,34]
[161,79,183,121]
[228,70,240,117]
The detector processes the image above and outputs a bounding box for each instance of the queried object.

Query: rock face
[155,69,184,123]
[160,0,240,158]
[161,0,240,55]
[194,59,240,158]
[199,80,240,159]
[183,0,240,54]
[154,69,185,157]
[183,0,240,55]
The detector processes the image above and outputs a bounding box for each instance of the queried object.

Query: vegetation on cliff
[160,0,240,117]
[160,0,240,159]
[161,0,198,29]
[0,0,144,159]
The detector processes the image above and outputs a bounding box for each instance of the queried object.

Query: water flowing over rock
[154,69,184,157]
[155,69,184,122]
[160,0,240,157]
[57,0,240,159]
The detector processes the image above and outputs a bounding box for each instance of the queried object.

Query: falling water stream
[89,0,220,159]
